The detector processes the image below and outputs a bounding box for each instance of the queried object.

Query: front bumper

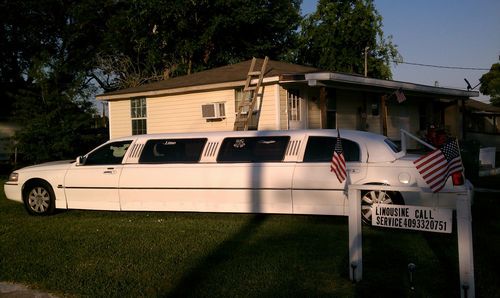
[4,183,23,203]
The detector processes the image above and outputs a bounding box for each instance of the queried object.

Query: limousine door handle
[103,168,116,174]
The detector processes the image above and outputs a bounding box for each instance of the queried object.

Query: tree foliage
[93,0,302,91]
[14,83,105,163]
[296,0,400,79]
[479,63,500,106]
[0,0,112,163]
[1,0,401,163]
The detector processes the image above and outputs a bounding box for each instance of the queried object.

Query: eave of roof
[305,72,479,99]
[97,59,320,100]
[96,58,479,101]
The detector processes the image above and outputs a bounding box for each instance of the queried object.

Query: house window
[234,88,259,129]
[326,95,337,129]
[131,97,147,135]
[235,88,260,113]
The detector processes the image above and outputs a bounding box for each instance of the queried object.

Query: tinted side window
[303,136,360,162]
[85,141,132,165]
[139,138,207,163]
[217,136,290,162]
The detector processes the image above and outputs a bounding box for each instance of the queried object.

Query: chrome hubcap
[28,187,50,213]
[361,190,392,223]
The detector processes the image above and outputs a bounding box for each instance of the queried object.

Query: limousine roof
[111,129,400,163]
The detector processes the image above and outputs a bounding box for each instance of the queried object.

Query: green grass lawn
[1,179,499,297]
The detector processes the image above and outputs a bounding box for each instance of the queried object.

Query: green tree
[14,79,105,163]
[296,0,400,79]
[2,0,303,162]
[94,0,302,91]
[479,63,500,106]
[1,0,112,163]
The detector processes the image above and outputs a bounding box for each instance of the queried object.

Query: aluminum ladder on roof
[233,56,269,131]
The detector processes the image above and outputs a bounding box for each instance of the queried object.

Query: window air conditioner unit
[201,103,226,119]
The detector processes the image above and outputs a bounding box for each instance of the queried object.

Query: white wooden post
[347,184,474,294]
[348,187,362,281]
[456,192,475,298]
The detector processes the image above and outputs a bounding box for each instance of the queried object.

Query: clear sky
[301,0,500,102]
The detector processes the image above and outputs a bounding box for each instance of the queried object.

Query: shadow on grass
[165,214,268,297]
[422,229,460,297]
[470,192,500,298]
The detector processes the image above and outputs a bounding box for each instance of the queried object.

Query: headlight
[8,172,19,183]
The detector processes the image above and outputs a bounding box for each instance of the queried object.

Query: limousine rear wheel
[361,190,402,225]
[23,181,55,215]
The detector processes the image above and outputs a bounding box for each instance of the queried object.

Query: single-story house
[465,99,500,148]
[96,58,479,149]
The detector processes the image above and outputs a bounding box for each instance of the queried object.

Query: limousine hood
[18,160,75,172]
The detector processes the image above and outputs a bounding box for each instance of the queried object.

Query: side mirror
[76,156,86,166]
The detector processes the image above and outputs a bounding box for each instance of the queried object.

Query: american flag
[395,88,406,103]
[413,139,463,192]
[331,130,347,183]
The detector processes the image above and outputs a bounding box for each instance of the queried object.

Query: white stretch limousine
[4,130,469,222]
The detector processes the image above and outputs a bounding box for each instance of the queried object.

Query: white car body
[4,129,470,217]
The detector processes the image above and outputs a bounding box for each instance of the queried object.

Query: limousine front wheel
[361,190,402,224]
[23,181,55,215]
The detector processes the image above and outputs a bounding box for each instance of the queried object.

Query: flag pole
[338,128,351,195]
[454,138,466,177]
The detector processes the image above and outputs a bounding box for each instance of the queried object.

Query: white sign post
[348,187,362,282]
[347,184,475,298]
[456,193,475,298]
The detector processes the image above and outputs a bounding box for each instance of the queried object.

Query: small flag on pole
[395,88,406,103]
[413,139,464,192]
[394,88,406,103]
[331,130,347,183]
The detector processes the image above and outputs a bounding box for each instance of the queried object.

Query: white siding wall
[256,84,279,130]
[336,90,362,130]
[365,98,381,135]
[307,88,321,129]
[109,100,131,139]
[147,89,235,134]
[108,84,281,138]
[386,102,419,140]
[444,102,461,138]
[107,84,423,141]
[278,86,289,130]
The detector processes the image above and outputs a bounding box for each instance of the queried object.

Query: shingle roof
[100,58,320,97]
[466,99,500,113]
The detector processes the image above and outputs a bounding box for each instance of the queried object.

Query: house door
[288,89,306,130]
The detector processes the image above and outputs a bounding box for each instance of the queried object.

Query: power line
[392,61,489,71]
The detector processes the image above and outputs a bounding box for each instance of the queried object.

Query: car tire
[23,181,56,215]
[361,190,403,225]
